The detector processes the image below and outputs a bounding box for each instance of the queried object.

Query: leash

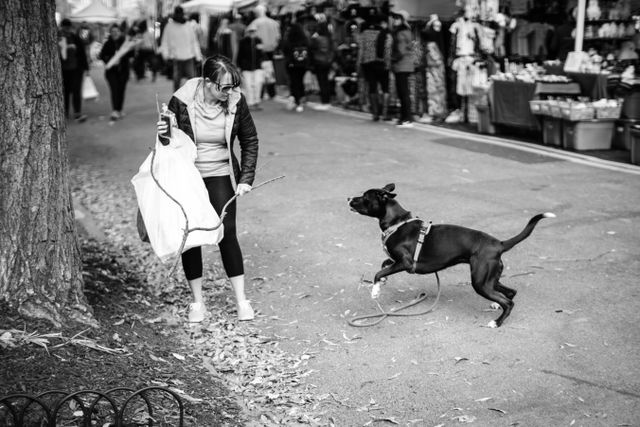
[347,272,441,327]
[147,146,284,276]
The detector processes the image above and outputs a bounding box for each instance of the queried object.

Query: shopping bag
[131,128,224,263]
[261,60,276,84]
[82,75,99,100]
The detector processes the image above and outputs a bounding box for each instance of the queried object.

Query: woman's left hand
[236,183,252,196]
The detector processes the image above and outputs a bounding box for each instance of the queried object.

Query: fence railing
[0,386,184,426]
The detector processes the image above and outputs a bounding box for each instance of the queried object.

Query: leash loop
[347,272,441,328]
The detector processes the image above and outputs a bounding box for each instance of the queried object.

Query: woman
[390,10,415,128]
[281,23,310,112]
[309,21,335,109]
[99,24,135,121]
[157,55,259,322]
[357,14,392,121]
[237,26,265,110]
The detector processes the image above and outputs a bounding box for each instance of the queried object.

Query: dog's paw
[490,302,500,310]
[487,320,498,328]
[371,282,381,299]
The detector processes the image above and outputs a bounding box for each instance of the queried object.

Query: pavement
[69,66,640,426]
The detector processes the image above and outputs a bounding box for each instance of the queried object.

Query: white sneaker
[418,115,433,124]
[445,109,462,123]
[188,302,207,323]
[397,121,414,129]
[314,103,330,111]
[295,105,304,113]
[237,300,255,321]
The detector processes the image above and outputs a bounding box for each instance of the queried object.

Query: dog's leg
[471,257,513,328]
[370,259,395,298]
[496,283,517,300]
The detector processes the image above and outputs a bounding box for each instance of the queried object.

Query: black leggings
[181,176,244,280]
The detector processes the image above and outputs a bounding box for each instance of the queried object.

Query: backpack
[291,45,309,68]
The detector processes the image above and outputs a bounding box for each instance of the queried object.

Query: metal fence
[0,386,184,426]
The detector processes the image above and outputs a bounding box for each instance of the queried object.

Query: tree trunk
[0,0,94,327]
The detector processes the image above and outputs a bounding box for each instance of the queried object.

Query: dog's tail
[501,213,556,252]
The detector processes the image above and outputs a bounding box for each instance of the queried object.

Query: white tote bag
[131,128,224,263]
[82,75,99,100]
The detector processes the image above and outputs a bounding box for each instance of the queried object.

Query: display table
[489,80,581,129]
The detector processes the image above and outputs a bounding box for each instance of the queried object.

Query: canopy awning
[69,0,119,24]
[180,0,258,14]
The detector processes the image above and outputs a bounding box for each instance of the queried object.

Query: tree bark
[0,0,94,327]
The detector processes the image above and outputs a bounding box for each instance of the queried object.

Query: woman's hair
[201,55,241,88]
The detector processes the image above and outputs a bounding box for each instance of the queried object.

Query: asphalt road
[69,67,640,426]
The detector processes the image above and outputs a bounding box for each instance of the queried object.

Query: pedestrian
[132,20,158,82]
[58,18,89,122]
[248,5,280,99]
[281,23,310,112]
[214,18,238,64]
[99,24,135,121]
[156,55,259,323]
[237,26,265,110]
[159,6,203,91]
[390,10,415,128]
[309,21,335,110]
[357,14,392,121]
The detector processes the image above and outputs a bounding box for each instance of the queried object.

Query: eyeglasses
[213,82,236,92]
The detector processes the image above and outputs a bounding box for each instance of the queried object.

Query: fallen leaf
[172,352,185,361]
[488,408,506,415]
[455,357,469,364]
[475,397,492,402]
[112,319,125,326]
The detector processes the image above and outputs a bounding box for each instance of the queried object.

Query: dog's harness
[381,217,433,274]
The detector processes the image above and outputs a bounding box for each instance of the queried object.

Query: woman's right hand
[157,120,168,136]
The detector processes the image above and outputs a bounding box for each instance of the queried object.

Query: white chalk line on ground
[273,96,640,176]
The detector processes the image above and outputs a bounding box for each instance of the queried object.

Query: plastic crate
[542,117,563,146]
[529,100,547,115]
[595,105,622,119]
[561,105,595,121]
[631,126,640,165]
[612,119,640,150]
[562,120,615,151]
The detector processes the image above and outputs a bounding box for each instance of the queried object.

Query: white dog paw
[490,302,500,310]
[371,283,381,299]
[487,320,498,328]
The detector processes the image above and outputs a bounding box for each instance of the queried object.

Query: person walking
[99,24,135,121]
[156,55,259,323]
[160,6,203,91]
[132,20,158,82]
[357,14,392,121]
[58,18,89,122]
[237,26,265,110]
[248,5,280,99]
[281,23,310,112]
[214,18,238,64]
[422,15,448,121]
[390,10,415,128]
[309,21,335,110]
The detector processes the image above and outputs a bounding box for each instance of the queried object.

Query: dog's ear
[382,183,395,192]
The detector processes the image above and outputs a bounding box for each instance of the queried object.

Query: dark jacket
[167,78,258,188]
[309,33,334,67]
[99,36,132,74]
[59,30,89,72]
[391,25,414,73]
[237,35,265,71]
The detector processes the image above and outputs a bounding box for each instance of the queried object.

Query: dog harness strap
[409,221,432,274]
[381,217,422,251]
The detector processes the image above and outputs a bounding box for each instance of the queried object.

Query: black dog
[348,183,555,328]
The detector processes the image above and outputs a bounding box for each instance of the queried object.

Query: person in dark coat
[99,24,135,121]
[309,21,335,109]
[156,55,259,323]
[281,23,310,112]
[58,18,89,122]
[237,26,265,110]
